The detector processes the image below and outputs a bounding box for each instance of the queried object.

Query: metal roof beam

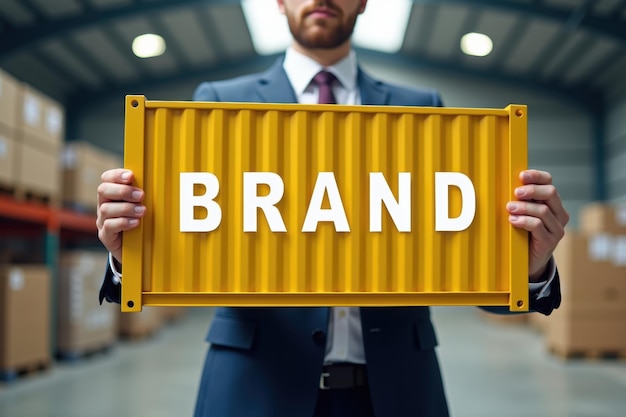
[414,0,626,42]
[17,0,47,23]
[357,48,603,112]
[63,48,605,114]
[0,0,241,57]
[3,0,626,59]
[65,53,278,117]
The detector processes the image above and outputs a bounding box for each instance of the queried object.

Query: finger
[98,217,141,247]
[513,185,569,227]
[507,201,564,236]
[97,182,144,205]
[519,169,552,185]
[101,169,134,184]
[96,201,145,228]
[101,216,141,235]
[509,214,547,236]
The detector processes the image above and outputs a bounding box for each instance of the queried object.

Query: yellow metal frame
[122,95,528,312]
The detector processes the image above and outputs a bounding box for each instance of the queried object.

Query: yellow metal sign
[122,95,528,312]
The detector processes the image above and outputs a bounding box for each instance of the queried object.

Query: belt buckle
[319,372,331,390]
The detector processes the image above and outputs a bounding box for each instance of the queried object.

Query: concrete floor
[1,307,625,417]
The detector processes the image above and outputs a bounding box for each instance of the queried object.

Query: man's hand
[506,169,569,282]
[96,169,145,264]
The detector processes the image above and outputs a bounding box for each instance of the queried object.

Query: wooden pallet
[549,346,626,361]
[0,183,60,208]
[0,359,51,383]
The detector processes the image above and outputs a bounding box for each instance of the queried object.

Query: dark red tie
[313,70,337,104]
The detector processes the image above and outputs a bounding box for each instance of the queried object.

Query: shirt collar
[283,47,358,95]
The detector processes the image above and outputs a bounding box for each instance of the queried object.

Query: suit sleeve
[99,259,121,305]
[98,82,219,306]
[480,268,561,316]
[529,269,561,315]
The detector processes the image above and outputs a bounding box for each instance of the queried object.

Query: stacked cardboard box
[62,141,123,212]
[0,68,20,189]
[0,265,51,373]
[159,307,187,324]
[15,84,65,201]
[57,251,118,357]
[545,203,626,357]
[119,307,162,340]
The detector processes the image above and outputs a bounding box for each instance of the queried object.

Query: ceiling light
[132,33,166,58]
[460,32,493,57]
[242,0,413,55]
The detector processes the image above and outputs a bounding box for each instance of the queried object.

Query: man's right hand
[96,169,145,264]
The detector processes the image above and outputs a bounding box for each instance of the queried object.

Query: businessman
[97,1,569,416]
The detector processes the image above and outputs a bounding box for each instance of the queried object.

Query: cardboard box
[579,203,626,235]
[119,307,162,339]
[62,141,124,210]
[0,265,51,371]
[57,251,118,355]
[15,137,61,201]
[17,85,64,148]
[98,147,123,172]
[546,309,626,355]
[0,124,16,187]
[0,68,20,131]
[62,142,107,211]
[554,231,626,316]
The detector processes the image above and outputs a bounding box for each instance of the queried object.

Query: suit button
[311,329,326,345]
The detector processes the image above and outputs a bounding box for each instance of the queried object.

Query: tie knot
[313,70,337,87]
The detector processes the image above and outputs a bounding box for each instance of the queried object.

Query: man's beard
[286,2,360,49]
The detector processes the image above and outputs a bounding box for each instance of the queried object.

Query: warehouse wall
[606,94,626,202]
[75,58,596,226]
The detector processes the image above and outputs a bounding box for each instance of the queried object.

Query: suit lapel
[358,68,390,106]
[257,58,298,104]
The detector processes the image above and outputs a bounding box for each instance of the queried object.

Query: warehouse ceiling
[1,0,625,118]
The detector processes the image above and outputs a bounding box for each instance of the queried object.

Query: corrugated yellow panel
[122,96,528,312]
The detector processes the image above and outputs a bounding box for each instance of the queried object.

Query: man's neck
[291,41,352,67]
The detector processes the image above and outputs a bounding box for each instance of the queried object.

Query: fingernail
[131,191,142,200]
[509,215,518,222]
[134,205,145,214]
[515,188,525,197]
[522,172,531,181]
[121,171,131,180]
[129,219,139,226]
[507,203,518,211]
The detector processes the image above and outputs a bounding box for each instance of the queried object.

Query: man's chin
[297,31,347,49]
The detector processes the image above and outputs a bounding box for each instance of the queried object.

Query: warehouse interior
[1,0,626,416]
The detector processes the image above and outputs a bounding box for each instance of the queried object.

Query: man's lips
[307,8,337,18]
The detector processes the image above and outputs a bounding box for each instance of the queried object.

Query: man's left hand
[506,169,570,282]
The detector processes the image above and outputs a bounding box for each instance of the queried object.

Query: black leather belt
[319,364,368,390]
